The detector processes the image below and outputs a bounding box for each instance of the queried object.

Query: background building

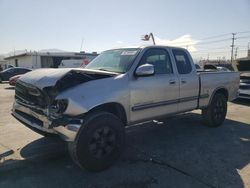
[0,56,7,70]
[3,51,97,69]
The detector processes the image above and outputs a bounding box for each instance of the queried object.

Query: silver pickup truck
[12,46,239,171]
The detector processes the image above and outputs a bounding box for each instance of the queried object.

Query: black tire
[202,93,227,127]
[68,112,125,171]
[0,77,2,83]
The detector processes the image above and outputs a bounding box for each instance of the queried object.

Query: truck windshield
[85,48,140,73]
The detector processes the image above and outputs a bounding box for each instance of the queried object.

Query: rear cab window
[172,49,192,74]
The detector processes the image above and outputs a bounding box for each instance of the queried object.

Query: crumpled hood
[19,68,118,89]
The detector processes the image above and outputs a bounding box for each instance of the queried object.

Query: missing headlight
[28,87,41,96]
[51,99,68,114]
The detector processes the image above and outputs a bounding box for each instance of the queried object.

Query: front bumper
[12,100,82,141]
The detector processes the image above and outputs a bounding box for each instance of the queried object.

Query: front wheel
[202,93,227,127]
[68,112,125,171]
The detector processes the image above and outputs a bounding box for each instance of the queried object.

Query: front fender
[55,74,130,117]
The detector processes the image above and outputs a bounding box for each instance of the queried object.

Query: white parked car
[239,73,250,99]
[232,58,250,99]
[58,55,98,68]
[216,66,231,72]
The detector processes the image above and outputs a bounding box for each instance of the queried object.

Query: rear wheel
[202,93,227,127]
[68,112,125,171]
[0,77,2,83]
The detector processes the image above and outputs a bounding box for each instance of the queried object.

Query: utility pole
[80,38,84,52]
[234,47,238,60]
[230,33,236,63]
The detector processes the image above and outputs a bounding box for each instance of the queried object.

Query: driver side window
[139,48,173,74]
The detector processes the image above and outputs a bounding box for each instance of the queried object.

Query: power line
[191,49,246,54]
[198,33,231,41]
[160,31,250,59]
[236,35,250,40]
[174,38,231,47]
[235,45,249,47]
[196,45,231,50]
[192,46,231,52]
[197,31,250,40]
[196,38,231,45]
[166,31,250,46]
[236,30,250,34]
[192,49,230,53]
[194,35,250,46]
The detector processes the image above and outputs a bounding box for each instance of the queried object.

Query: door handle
[169,80,176,84]
[181,79,187,84]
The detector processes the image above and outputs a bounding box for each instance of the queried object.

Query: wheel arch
[86,102,128,126]
[209,87,229,105]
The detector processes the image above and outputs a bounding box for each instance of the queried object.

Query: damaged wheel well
[87,103,127,126]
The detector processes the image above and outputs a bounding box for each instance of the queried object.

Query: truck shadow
[123,113,250,187]
[1,112,249,188]
[19,136,67,159]
[232,98,250,106]
[4,86,15,90]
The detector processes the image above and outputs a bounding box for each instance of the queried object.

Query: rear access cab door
[171,49,199,112]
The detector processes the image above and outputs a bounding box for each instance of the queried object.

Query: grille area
[15,110,43,127]
[15,81,47,108]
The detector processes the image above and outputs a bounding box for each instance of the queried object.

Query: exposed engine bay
[15,69,115,109]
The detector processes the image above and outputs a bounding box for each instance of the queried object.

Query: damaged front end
[12,69,115,141]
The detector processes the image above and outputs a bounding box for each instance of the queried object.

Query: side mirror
[135,64,154,76]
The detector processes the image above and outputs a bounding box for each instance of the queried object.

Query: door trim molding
[131,94,209,111]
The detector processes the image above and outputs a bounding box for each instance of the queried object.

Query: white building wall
[31,55,41,69]
[5,55,42,69]
[15,56,33,68]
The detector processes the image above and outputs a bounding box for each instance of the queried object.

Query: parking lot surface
[0,83,250,188]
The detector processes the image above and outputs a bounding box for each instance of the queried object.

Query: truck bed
[197,71,240,108]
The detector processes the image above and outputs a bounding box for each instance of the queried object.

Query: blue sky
[0,0,250,59]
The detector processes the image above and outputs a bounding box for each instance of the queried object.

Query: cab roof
[110,45,186,51]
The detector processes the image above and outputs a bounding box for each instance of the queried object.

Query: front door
[129,48,179,123]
